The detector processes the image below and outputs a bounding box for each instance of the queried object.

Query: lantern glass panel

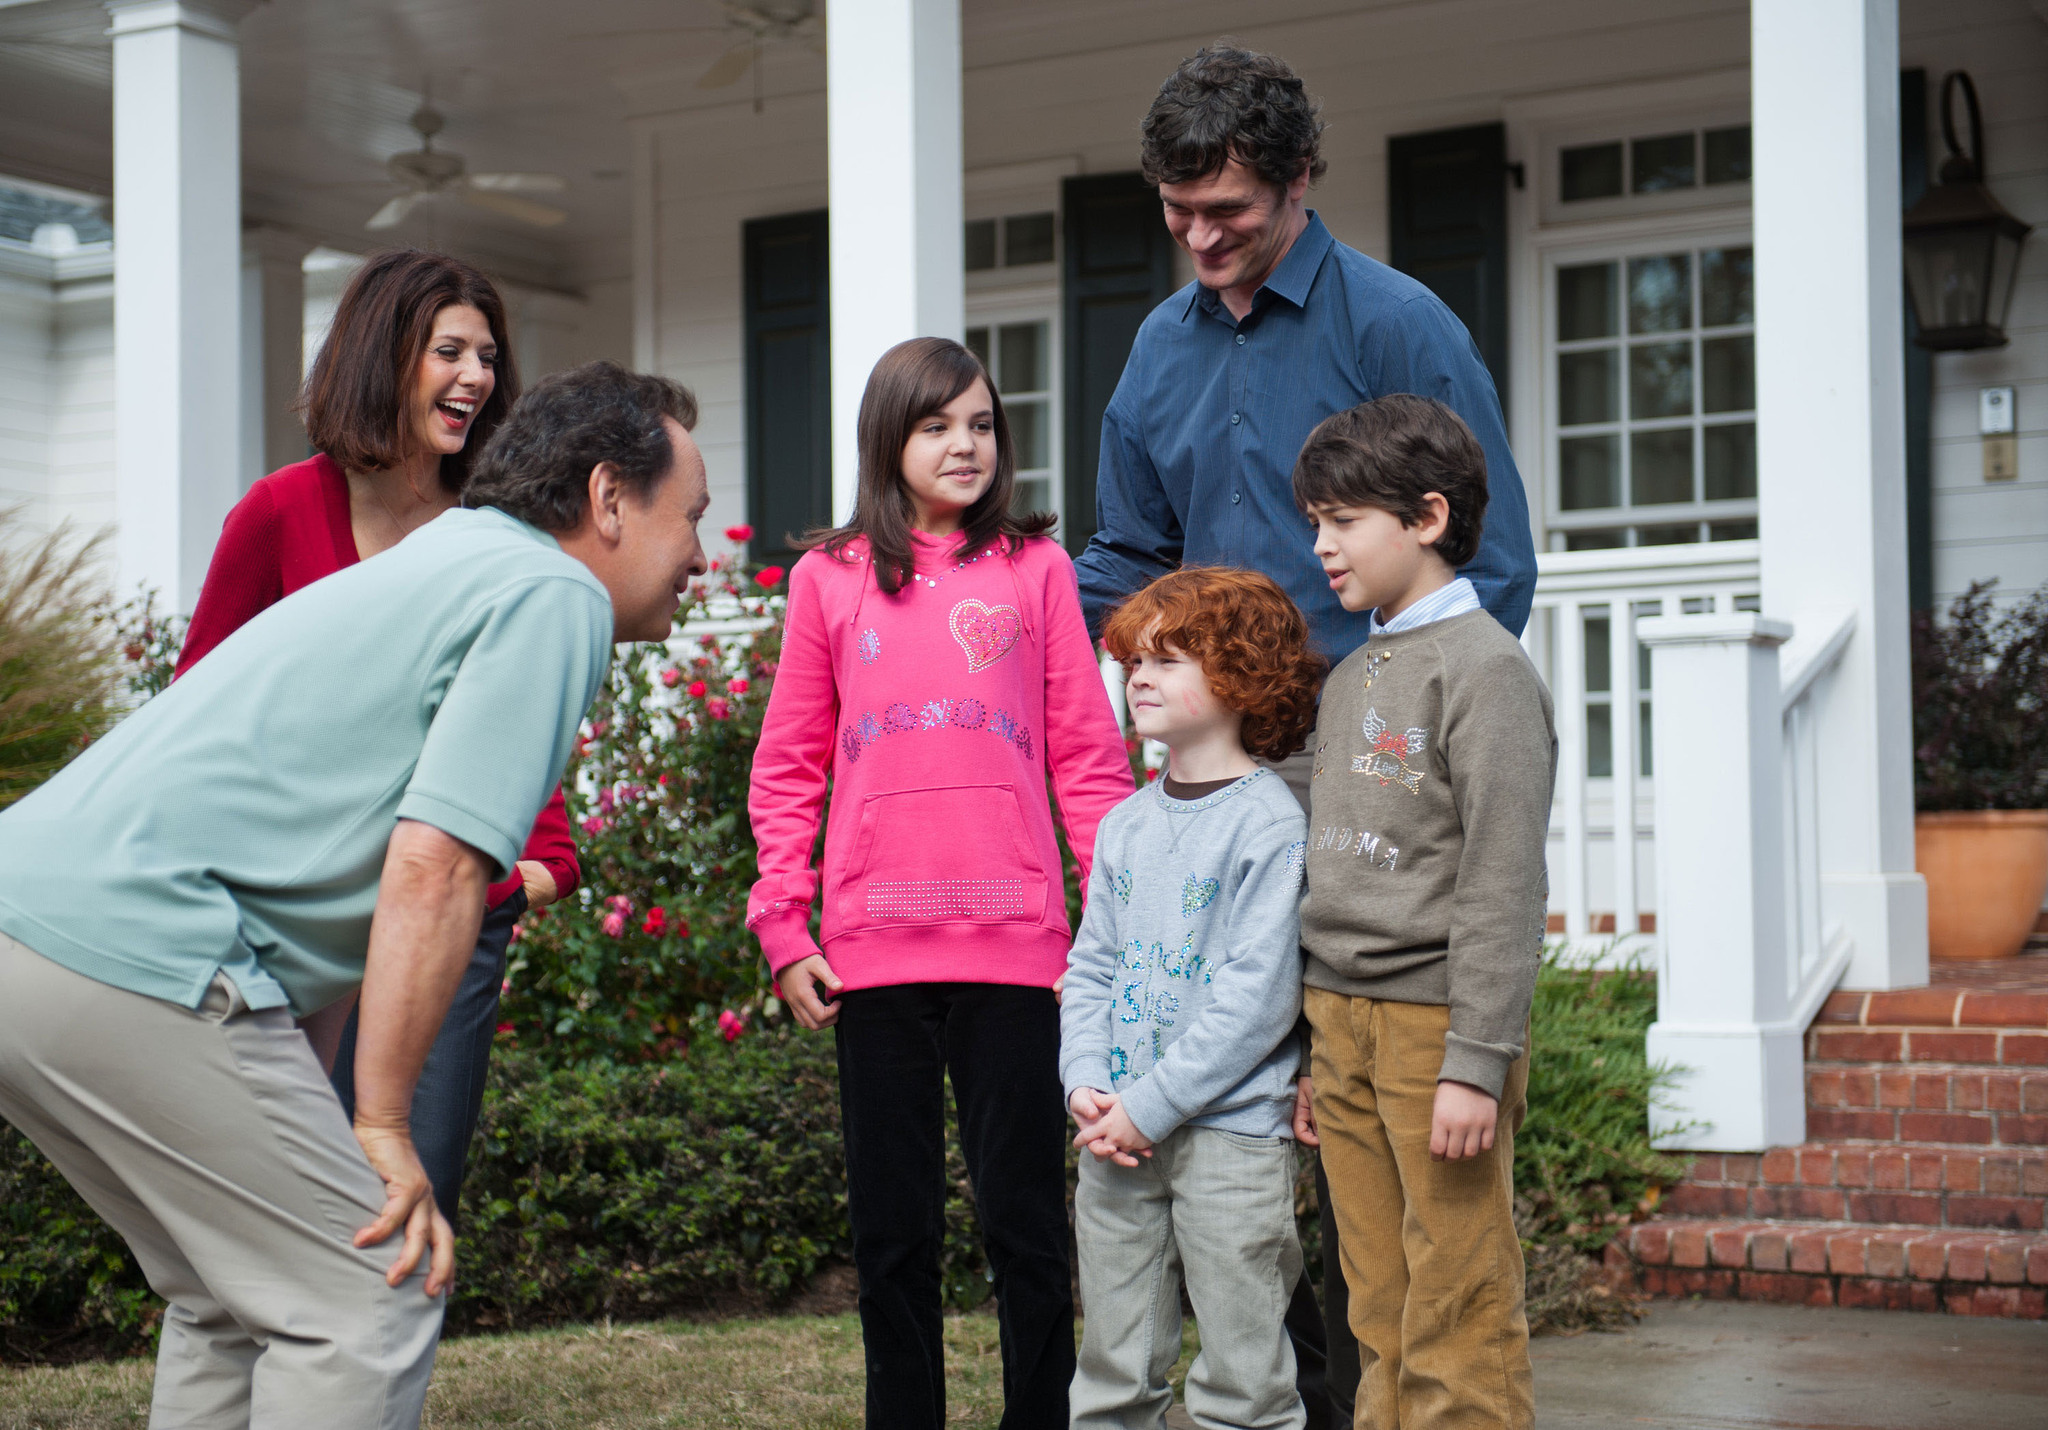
[1904,225,1993,332]
[1988,228,2025,333]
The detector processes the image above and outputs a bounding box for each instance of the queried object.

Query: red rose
[756,566,785,588]
[729,677,750,694]
[707,697,732,721]
[725,524,754,543]
[642,906,667,935]
[688,680,708,698]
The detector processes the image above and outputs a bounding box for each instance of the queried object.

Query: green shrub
[0,516,120,808]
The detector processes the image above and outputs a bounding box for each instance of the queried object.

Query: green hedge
[3,953,1676,1359]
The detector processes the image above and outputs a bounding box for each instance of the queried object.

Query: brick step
[1800,1063,2048,1145]
[1671,1143,2046,1228]
[1819,986,2048,1029]
[1615,1217,2048,1318]
[1806,1024,2048,1067]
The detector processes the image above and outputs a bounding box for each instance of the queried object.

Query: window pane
[1704,422,1757,500]
[997,322,1047,393]
[1632,132,1696,193]
[1012,476,1052,517]
[1640,699,1654,777]
[1008,398,1049,469]
[965,326,990,367]
[1701,247,1754,326]
[1558,348,1619,425]
[1003,212,1055,266]
[1704,125,1752,184]
[1630,429,1694,505]
[1561,142,1624,202]
[965,219,997,272]
[1557,263,1617,340]
[1629,341,1693,419]
[1701,335,1754,412]
[1586,701,1613,778]
[1628,254,1691,333]
[1636,523,1699,546]
[1564,528,1626,551]
[1560,435,1621,510]
[1584,614,1611,693]
[1710,519,1759,541]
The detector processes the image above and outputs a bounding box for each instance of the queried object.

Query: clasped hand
[1068,1088,1153,1166]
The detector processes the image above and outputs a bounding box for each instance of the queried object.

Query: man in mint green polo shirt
[0,361,709,1430]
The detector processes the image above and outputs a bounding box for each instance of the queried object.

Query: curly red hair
[1102,567,1325,761]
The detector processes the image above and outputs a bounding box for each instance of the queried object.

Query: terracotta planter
[1915,810,2048,962]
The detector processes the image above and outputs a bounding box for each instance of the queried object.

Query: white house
[1,0,2044,1309]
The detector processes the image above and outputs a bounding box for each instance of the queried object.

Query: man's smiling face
[1158,157,1310,300]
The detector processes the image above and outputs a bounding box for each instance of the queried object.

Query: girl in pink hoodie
[748,337,1132,1428]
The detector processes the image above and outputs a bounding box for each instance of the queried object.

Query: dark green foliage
[1912,580,2048,811]
[1516,952,1689,1255]
[0,518,120,807]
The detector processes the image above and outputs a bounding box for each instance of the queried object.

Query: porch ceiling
[0,0,1390,293]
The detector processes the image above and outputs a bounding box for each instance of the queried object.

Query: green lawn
[0,1314,1201,1430]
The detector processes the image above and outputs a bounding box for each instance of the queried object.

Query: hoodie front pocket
[839,783,1049,928]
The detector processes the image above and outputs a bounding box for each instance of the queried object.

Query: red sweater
[176,454,581,908]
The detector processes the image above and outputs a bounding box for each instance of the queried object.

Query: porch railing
[1524,540,1761,953]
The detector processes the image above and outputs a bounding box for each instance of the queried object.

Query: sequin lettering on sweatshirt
[1113,869,1134,905]
[838,697,1034,763]
[866,879,1027,920]
[1180,874,1220,917]
[1313,825,1400,872]
[858,628,882,665]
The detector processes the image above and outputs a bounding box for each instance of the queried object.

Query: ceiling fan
[366,101,567,231]
[699,1,824,111]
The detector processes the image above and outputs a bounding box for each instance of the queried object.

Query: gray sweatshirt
[1301,608,1557,1099]
[1061,769,1306,1142]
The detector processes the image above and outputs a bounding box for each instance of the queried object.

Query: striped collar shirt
[1370,576,1481,636]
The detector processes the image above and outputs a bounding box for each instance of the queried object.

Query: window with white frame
[966,314,1059,525]
[1545,241,1756,550]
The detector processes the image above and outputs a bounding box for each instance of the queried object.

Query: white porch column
[240,225,310,489]
[825,0,963,522]
[1753,0,1927,989]
[1640,615,1806,1150]
[106,0,260,610]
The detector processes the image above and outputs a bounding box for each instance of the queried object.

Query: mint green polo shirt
[0,507,612,1016]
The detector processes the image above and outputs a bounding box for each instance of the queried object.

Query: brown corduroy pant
[1304,987,1533,1430]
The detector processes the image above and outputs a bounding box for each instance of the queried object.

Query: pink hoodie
[747,530,1134,991]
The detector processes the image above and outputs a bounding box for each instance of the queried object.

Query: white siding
[1903,0,2048,607]
[0,242,114,544]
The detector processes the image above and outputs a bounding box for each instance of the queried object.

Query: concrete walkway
[1162,1299,2047,1429]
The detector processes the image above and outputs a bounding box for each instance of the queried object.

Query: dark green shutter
[1901,69,1934,612]
[744,210,830,565]
[1061,172,1177,555]
[1387,122,1510,407]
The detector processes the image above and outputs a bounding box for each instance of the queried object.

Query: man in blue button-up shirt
[1071,46,1540,1430]
[1074,55,1536,658]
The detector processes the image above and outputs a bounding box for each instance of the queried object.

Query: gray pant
[1072,1125,1306,1430]
[0,933,443,1429]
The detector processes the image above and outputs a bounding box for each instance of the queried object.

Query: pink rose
[602,910,626,938]
[728,677,750,694]
[580,815,607,836]
[661,667,681,688]
[717,1009,746,1042]
[706,697,731,721]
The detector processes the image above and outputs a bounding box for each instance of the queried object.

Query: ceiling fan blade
[698,42,755,89]
[366,192,425,230]
[458,187,567,228]
[468,172,567,194]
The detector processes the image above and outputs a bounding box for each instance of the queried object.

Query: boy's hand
[777,954,844,1030]
[1292,1077,1319,1147]
[1052,971,1066,1006]
[1430,1080,1499,1161]
[1068,1087,1108,1125]
[1073,1094,1154,1167]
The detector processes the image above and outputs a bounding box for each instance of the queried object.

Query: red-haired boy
[1060,567,1326,1429]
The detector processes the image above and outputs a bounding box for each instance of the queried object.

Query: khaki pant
[0,933,442,1429]
[1303,988,1532,1430]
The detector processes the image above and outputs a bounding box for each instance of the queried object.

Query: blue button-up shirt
[1075,212,1537,659]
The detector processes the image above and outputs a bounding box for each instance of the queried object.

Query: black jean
[330,887,525,1225]
[1286,1154,1361,1429]
[834,982,1074,1430]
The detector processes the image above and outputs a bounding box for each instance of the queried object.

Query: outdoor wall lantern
[1902,71,2034,351]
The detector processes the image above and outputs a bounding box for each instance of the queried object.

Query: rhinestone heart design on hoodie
[949,599,1022,674]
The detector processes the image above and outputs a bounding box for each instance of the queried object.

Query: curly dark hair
[462,361,698,533]
[1292,395,1489,568]
[1140,44,1327,189]
[1103,567,1325,762]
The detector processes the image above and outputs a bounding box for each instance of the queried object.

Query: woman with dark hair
[747,337,1134,1429]
[176,247,578,1225]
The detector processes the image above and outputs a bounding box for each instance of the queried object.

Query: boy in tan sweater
[1292,394,1557,1429]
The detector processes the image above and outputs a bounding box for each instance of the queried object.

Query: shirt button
[1230,412,1241,425]
[1232,491,1242,504]
[1235,333,1247,345]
